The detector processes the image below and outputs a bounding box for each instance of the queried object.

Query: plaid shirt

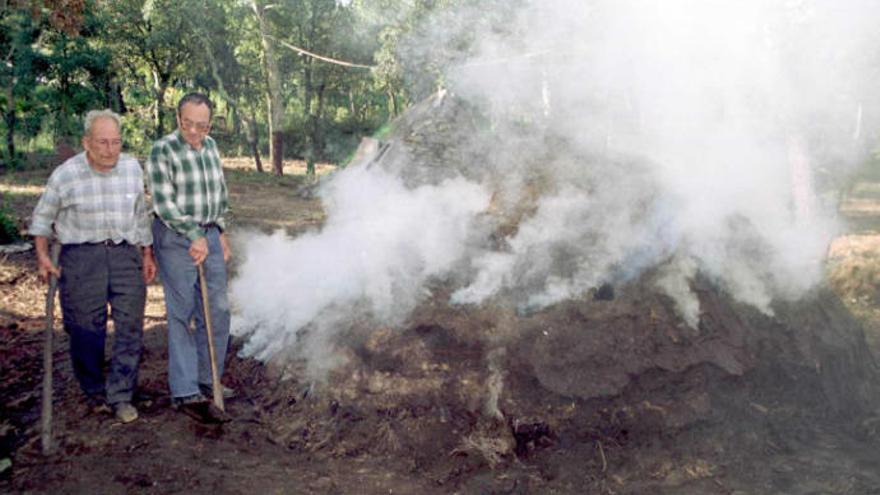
[146,130,229,240]
[30,152,152,246]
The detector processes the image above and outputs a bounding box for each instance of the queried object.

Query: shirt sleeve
[146,142,203,241]
[29,170,62,238]
[217,167,229,232]
[135,163,153,246]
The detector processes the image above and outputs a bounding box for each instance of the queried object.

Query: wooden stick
[197,263,225,412]
[41,242,61,456]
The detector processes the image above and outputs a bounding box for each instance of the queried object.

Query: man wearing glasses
[147,92,233,422]
[31,109,156,424]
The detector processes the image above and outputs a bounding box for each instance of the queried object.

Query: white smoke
[447,0,876,318]
[230,165,489,378]
[231,0,880,371]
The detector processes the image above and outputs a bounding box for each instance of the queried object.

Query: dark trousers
[58,242,146,405]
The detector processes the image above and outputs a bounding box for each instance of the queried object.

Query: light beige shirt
[30,152,152,245]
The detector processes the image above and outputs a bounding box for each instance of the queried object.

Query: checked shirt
[146,130,229,240]
[30,152,152,246]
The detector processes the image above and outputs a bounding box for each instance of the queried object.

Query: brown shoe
[178,401,230,424]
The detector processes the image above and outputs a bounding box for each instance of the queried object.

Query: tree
[0,6,42,165]
[269,0,377,177]
[185,0,266,172]
[102,0,197,138]
[39,8,110,143]
[1,0,108,167]
[0,0,462,171]
[250,0,285,175]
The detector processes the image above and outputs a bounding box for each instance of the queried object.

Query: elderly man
[147,92,233,422]
[31,109,156,424]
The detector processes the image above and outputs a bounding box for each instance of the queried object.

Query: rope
[266,34,374,70]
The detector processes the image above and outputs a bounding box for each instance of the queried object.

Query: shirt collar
[79,151,120,176]
[173,129,210,152]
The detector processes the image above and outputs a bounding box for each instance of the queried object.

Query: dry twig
[596,440,607,473]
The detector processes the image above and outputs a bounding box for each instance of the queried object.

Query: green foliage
[38,22,112,140]
[2,0,529,175]
[120,112,155,157]
[0,194,20,244]
[1,1,113,166]
[372,122,393,140]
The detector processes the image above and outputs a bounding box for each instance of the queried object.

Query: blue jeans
[152,218,230,399]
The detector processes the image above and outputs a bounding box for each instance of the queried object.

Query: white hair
[83,109,121,136]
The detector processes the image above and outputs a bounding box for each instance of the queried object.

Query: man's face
[82,117,122,171]
[177,102,212,148]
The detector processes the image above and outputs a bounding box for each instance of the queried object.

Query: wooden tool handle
[198,263,225,412]
[41,241,61,455]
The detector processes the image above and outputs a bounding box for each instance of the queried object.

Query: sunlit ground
[828,177,880,355]
[0,156,333,327]
[222,157,337,177]
[0,184,44,195]
[4,160,880,357]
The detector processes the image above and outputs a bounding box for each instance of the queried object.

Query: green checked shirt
[146,130,229,241]
[30,152,152,246]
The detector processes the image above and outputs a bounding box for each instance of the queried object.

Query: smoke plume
[231,0,880,374]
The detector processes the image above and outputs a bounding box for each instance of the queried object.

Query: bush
[0,196,21,244]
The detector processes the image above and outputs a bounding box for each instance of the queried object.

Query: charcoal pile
[235,92,880,494]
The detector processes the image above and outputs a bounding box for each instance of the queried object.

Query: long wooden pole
[197,264,225,412]
[41,242,61,455]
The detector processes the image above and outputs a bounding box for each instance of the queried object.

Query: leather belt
[88,239,127,246]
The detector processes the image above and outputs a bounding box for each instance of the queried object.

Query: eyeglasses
[90,138,122,148]
[181,119,211,133]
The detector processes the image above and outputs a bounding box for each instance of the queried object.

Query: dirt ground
[0,160,435,495]
[2,158,880,494]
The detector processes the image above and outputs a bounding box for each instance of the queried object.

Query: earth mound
[233,92,880,493]
[241,272,880,493]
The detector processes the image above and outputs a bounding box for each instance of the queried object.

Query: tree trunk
[239,109,263,173]
[250,127,263,173]
[305,84,326,178]
[251,0,284,176]
[56,67,71,143]
[387,89,398,118]
[4,84,15,166]
[107,80,126,114]
[153,71,169,138]
[253,146,263,172]
[270,131,283,175]
[303,60,316,179]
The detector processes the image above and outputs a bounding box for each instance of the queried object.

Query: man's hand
[219,232,231,263]
[34,236,60,283]
[37,253,61,283]
[189,236,209,265]
[142,246,157,284]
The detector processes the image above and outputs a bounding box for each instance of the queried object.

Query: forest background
[0,0,496,176]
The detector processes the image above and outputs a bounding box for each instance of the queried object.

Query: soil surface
[2,159,880,494]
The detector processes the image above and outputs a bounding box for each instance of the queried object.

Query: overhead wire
[266,34,375,69]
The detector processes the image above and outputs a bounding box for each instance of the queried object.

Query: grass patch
[223,167,307,188]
